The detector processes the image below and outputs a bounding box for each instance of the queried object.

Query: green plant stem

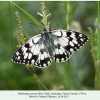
[95,1,100,89]
[95,23,98,89]
[67,60,71,90]
[9,2,17,89]
[66,1,71,90]
[53,61,58,88]
[26,66,48,90]
[66,1,70,30]
[95,63,99,89]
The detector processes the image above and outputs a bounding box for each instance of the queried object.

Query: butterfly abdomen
[41,32,55,57]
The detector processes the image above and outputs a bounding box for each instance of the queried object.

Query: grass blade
[10,1,43,30]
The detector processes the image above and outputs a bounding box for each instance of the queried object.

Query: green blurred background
[0,1,97,90]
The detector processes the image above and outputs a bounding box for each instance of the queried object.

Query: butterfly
[12,28,88,68]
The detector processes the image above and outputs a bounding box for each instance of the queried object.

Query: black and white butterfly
[12,29,88,68]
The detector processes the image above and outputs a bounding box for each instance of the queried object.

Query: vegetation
[0,1,100,90]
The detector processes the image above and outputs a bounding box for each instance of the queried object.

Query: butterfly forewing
[12,34,41,64]
[51,29,88,62]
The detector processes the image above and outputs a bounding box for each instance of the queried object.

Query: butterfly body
[12,29,88,68]
[40,30,55,57]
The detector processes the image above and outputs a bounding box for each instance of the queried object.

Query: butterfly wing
[34,42,52,68]
[12,29,88,67]
[51,29,88,62]
[12,34,52,68]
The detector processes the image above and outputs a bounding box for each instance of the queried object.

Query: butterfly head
[43,27,49,33]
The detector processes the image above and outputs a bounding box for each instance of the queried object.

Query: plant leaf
[10,1,43,30]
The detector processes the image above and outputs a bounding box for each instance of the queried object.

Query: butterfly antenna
[48,14,54,23]
[29,22,43,29]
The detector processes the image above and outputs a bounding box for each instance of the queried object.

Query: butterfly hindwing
[34,43,52,68]
[53,42,69,62]
[51,29,88,62]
